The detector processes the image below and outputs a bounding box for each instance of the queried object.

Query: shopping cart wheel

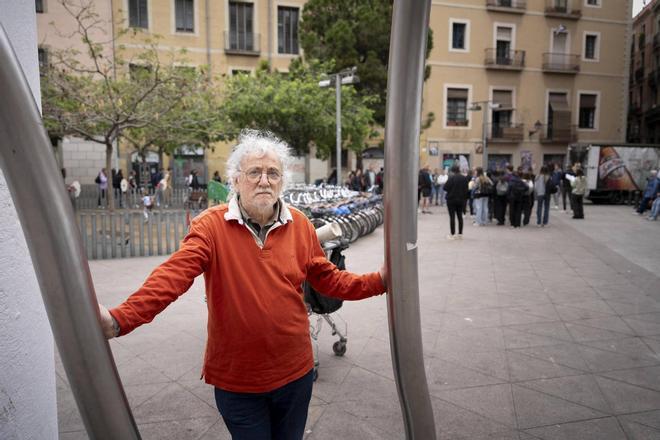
[313,367,319,382]
[333,341,347,356]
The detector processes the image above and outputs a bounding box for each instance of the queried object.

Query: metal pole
[483,104,489,170]
[0,25,141,440]
[384,0,436,439]
[336,74,342,186]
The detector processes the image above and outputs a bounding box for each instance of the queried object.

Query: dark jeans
[97,188,106,207]
[214,369,314,440]
[523,195,533,226]
[510,199,523,227]
[638,196,653,214]
[572,194,584,218]
[560,184,569,210]
[447,202,464,235]
[536,195,550,225]
[494,195,507,225]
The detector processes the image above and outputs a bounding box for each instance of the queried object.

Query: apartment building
[628,0,660,143]
[423,0,631,172]
[37,0,309,184]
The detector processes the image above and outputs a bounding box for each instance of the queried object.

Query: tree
[300,0,433,125]
[219,60,376,159]
[41,0,207,210]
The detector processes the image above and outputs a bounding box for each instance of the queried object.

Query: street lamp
[319,67,359,187]
[469,100,500,171]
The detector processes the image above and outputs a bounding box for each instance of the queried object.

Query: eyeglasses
[243,168,282,183]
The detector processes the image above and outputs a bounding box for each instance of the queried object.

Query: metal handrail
[542,52,580,73]
[0,25,141,439]
[486,0,526,10]
[384,0,436,438]
[484,48,525,69]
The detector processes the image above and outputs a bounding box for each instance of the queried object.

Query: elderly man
[637,170,659,215]
[98,130,386,439]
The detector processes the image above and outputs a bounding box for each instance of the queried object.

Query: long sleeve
[305,226,385,301]
[109,218,213,335]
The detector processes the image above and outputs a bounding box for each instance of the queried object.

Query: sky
[633,0,647,17]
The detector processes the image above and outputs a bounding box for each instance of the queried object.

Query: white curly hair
[225,129,292,194]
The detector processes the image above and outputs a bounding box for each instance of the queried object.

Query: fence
[77,210,191,260]
[74,184,210,210]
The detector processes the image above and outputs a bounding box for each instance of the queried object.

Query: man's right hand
[98,304,117,339]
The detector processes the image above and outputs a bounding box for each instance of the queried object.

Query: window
[446,88,468,126]
[491,90,513,136]
[129,0,148,29]
[228,2,254,51]
[548,92,570,137]
[278,7,299,54]
[578,93,597,129]
[496,26,513,64]
[449,19,469,52]
[584,33,599,61]
[452,22,466,50]
[231,69,251,76]
[585,0,600,6]
[175,0,194,33]
[38,47,48,76]
[36,0,44,13]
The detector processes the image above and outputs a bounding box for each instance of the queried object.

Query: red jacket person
[98,130,386,440]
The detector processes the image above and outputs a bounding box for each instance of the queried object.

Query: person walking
[571,169,587,219]
[472,167,492,226]
[436,169,448,206]
[522,172,534,226]
[551,163,563,210]
[95,168,107,208]
[98,130,386,440]
[636,170,659,215]
[418,165,433,214]
[508,171,526,228]
[493,171,509,226]
[443,164,469,239]
[534,165,553,227]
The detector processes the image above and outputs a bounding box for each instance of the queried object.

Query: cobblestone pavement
[57,203,660,439]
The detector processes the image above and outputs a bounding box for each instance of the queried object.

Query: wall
[0,1,58,439]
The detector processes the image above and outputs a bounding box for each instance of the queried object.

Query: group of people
[635,169,660,221]
[345,165,383,193]
[420,162,588,240]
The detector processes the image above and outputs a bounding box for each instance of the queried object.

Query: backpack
[496,179,509,196]
[95,174,101,184]
[547,179,558,194]
[476,179,493,197]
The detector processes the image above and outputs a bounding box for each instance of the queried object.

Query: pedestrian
[436,169,447,206]
[375,167,384,195]
[534,165,554,227]
[508,170,526,228]
[187,169,201,190]
[647,191,660,220]
[418,165,433,214]
[472,167,492,226]
[571,169,587,219]
[443,164,469,239]
[493,171,509,225]
[560,164,571,212]
[113,169,124,208]
[141,188,153,223]
[636,170,659,215]
[213,170,222,183]
[97,131,387,440]
[521,172,534,226]
[551,163,563,210]
[351,169,364,191]
[95,168,107,208]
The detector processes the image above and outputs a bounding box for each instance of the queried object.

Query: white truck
[567,144,660,204]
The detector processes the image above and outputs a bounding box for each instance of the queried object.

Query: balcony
[542,53,580,74]
[540,125,577,143]
[545,0,581,19]
[654,34,660,51]
[488,123,524,142]
[485,48,525,70]
[486,0,526,14]
[224,31,260,56]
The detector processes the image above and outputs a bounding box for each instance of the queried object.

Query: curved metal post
[0,25,141,440]
[383,1,436,439]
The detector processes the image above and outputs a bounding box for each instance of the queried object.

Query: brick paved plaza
[57,204,660,439]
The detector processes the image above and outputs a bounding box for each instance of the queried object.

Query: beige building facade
[422,0,631,172]
[628,0,660,143]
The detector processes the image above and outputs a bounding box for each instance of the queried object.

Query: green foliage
[219,60,376,159]
[300,0,433,126]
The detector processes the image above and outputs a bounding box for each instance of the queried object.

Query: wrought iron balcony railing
[486,0,526,13]
[485,48,525,70]
[224,31,261,55]
[542,53,580,74]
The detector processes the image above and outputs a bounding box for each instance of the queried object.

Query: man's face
[236,151,283,216]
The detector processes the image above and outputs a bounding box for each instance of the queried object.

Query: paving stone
[595,376,660,414]
[502,328,568,350]
[618,410,660,430]
[438,383,517,428]
[581,337,660,362]
[565,322,632,343]
[507,351,585,382]
[516,375,612,413]
[132,382,219,424]
[510,343,591,372]
[554,304,615,321]
[524,416,626,440]
[599,366,660,393]
[138,417,220,440]
[426,357,505,393]
[505,322,574,342]
[432,397,513,439]
[618,418,660,440]
[578,344,660,373]
[622,317,660,337]
[512,385,607,429]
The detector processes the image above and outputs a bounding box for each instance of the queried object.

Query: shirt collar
[224,194,293,225]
